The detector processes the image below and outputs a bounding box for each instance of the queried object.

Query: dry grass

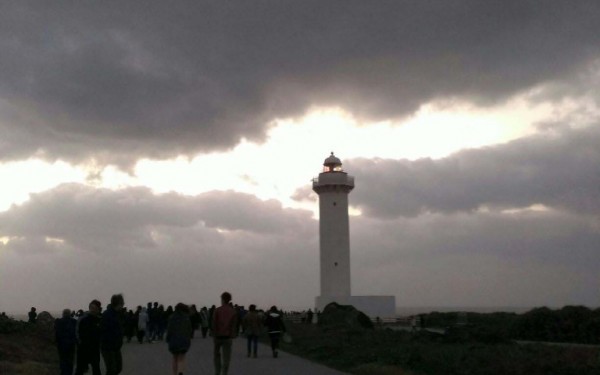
[0,319,58,375]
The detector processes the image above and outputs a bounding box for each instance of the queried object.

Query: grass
[280,322,600,375]
[0,318,58,375]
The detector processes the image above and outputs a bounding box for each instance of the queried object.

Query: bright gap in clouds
[131,97,548,211]
[0,160,86,211]
[0,96,554,212]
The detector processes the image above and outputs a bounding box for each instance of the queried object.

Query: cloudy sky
[1,1,599,314]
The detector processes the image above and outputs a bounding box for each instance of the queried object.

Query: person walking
[190,304,200,338]
[101,294,125,375]
[167,303,193,375]
[55,309,77,375]
[75,300,102,375]
[242,304,262,358]
[199,307,210,338]
[124,309,136,343]
[265,306,286,358]
[137,307,149,344]
[212,292,238,375]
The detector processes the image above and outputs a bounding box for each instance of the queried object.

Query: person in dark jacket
[189,304,200,338]
[101,294,125,375]
[265,306,286,358]
[167,303,193,375]
[55,309,77,375]
[242,304,262,358]
[75,300,102,375]
[124,309,136,343]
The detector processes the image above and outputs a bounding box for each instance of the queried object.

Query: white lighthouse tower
[313,152,354,302]
[313,152,396,318]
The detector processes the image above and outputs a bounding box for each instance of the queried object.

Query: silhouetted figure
[149,302,160,341]
[55,309,77,375]
[137,307,149,344]
[199,307,209,338]
[212,292,238,375]
[75,300,102,375]
[124,309,136,343]
[306,309,314,324]
[157,304,167,340]
[242,304,262,358]
[0,312,7,320]
[265,306,286,358]
[101,294,125,375]
[28,307,37,323]
[208,305,216,336]
[167,303,193,375]
[190,304,200,338]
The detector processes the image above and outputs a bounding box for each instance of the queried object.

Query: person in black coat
[265,306,286,358]
[75,300,102,375]
[55,309,77,375]
[167,303,193,375]
[124,309,136,343]
[101,294,125,375]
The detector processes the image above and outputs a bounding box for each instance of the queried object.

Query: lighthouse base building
[313,153,396,319]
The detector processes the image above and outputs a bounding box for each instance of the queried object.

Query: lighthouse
[312,152,354,300]
[313,152,396,318]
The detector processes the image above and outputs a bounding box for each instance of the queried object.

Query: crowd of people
[49,291,291,375]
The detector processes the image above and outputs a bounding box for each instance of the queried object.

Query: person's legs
[58,347,72,375]
[137,329,145,343]
[66,346,76,375]
[269,333,280,357]
[172,354,178,375]
[102,349,121,375]
[246,335,252,357]
[74,346,87,375]
[213,339,222,375]
[90,349,102,375]
[116,349,123,374]
[177,353,186,374]
[221,338,232,374]
[251,335,258,357]
[201,327,208,338]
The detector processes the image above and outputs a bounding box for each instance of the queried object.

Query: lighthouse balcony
[312,173,354,187]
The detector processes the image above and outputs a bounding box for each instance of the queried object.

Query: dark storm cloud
[0,184,314,253]
[1,1,600,164]
[1,182,598,311]
[341,125,600,219]
[349,210,600,306]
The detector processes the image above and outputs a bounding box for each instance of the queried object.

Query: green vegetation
[0,317,58,375]
[281,315,600,375]
[421,306,600,344]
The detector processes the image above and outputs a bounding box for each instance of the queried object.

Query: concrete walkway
[120,336,349,375]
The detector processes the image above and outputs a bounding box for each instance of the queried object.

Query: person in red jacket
[211,292,238,375]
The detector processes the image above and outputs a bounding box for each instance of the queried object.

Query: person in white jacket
[137,307,149,344]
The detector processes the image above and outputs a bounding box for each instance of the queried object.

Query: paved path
[120,336,349,375]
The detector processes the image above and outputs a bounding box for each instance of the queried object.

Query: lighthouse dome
[323,152,343,172]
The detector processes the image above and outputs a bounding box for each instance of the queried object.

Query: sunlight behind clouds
[131,97,550,210]
[0,96,556,212]
[0,160,86,211]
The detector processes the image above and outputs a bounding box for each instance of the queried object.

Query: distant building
[313,153,395,318]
